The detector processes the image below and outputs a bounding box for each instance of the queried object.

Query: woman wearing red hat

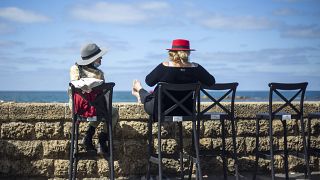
[132,39,215,115]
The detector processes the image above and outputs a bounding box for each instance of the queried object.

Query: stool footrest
[149,156,160,164]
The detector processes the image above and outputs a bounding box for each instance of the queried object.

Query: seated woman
[132,39,215,115]
[69,43,119,153]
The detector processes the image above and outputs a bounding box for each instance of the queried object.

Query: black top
[145,63,215,116]
[146,63,215,86]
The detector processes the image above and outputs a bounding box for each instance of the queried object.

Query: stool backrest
[268,82,308,116]
[198,83,239,117]
[156,82,200,120]
[70,82,115,120]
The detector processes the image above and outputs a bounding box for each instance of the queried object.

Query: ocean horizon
[0,90,319,103]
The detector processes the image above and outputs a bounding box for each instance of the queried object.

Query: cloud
[281,24,320,38]
[272,8,301,16]
[0,22,15,34]
[195,47,320,76]
[273,0,305,2]
[196,14,278,30]
[70,1,170,24]
[0,7,50,23]
[0,40,25,48]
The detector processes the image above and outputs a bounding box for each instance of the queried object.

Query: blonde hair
[168,50,190,64]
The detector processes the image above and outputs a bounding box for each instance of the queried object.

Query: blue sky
[0,0,319,91]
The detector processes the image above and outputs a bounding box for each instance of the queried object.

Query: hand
[81,85,92,93]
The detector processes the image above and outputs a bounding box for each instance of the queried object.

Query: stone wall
[0,102,319,179]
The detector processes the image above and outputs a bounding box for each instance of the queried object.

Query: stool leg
[282,121,289,180]
[69,118,76,180]
[73,122,79,179]
[221,119,228,180]
[269,118,275,180]
[192,119,203,180]
[147,116,152,180]
[108,118,114,180]
[252,118,260,180]
[231,117,239,180]
[188,156,194,180]
[300,116,311,179]
[178,122,184,179]
[307,117,311,158]
[158,119,162,180]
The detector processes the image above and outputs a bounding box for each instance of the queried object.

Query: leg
[132,80,155,115]
[98,107,119,154]
[82,124,96,151]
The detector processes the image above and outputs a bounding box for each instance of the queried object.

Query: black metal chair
[146,82,202,180]
[190,83,239,180]
[69,82,115,180]
[307,112,320,170]
[252,82,311,180]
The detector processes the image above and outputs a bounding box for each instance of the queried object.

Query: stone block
[43,140,69,159]
[0,102,10,120]
[3,140,42,159]
[8,103,66,120]
[121,140,148,160]
[153,138,178,154]
[35,122,62,139]
[309,119,320,135]
[304,102,320,115]
[97,159,109,177]
[237,120,256,136]
[1,122,35,139]
[244,137,276,153]
[235,103,268,119]
[117,103,148,120]
[54,159,69,177]
[199,138,212,150]
[63,121,88,139]
[0,159,53,177]
[29,159,54,177]
[77,160,98,178]
[118,121,147,139]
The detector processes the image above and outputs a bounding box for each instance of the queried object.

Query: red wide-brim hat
[166,39,195,51]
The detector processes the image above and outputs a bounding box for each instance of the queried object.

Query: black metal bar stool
[69,82,115,180]
[146,82,202,180]
[252,82,311,180]
[190,82,239,180]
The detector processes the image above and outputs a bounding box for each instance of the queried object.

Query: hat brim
[76,48,107,65]
[166,48,195,51]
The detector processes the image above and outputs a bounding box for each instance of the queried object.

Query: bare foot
[132,80,142,103]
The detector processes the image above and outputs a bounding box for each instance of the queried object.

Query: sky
[0,0,319,91]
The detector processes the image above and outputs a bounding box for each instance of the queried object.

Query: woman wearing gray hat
[69,43,119,153]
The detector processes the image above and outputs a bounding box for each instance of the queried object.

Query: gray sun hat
[76,43,107,65]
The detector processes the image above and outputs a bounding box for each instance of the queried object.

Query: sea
[0,90,319,103]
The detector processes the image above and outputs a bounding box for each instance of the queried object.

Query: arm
[145,64,163,87]
[196,64,215,86]
[70,65,80,81]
